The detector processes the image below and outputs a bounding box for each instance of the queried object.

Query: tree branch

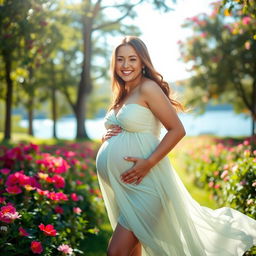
[232,78,252,111]
[61,87,76,113]
[92,0,143,31]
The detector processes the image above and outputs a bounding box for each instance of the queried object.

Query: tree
[0,0,53,140]
[179,2,256,135]
[64,0,174,139]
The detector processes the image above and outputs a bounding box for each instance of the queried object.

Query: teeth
[122,71,132,75]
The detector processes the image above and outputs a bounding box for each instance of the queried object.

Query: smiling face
[115,44,143,86]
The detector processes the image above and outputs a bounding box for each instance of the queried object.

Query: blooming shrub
[0,142,104,255]
[183,136,256,255]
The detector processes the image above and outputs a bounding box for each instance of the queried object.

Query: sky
[111,0,215,82]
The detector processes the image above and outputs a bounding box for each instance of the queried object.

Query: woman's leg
[129,242,142,256]
[107,223,141,256]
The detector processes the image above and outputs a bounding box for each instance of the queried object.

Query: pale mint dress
[96,103,256,256]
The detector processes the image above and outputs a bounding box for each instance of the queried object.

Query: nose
[122,60,129,68]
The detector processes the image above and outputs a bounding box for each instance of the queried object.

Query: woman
[96,36,256,256]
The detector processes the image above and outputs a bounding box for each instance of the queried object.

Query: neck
[125,74,143,94]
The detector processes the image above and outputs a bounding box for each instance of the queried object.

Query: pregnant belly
[96,131,159,184]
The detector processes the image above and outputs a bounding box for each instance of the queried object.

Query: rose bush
[183,136,256,255]
[0,141,104,255]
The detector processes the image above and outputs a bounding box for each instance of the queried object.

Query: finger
[135,176,143,185]
[124,157,138,162]
[124,173,139,184]
[120,170,136,182]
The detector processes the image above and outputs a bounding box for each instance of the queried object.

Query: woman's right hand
[102,125,122,142]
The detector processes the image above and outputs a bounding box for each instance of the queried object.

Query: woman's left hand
[120,157,154,185]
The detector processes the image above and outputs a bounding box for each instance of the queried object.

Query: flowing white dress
[96,103,256,256]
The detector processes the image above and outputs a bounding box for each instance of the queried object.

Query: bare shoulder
[139,79,168,105]
[140,79,164,98]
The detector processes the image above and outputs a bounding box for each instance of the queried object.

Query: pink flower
[6,185,22,194]
[252,181,256,187]
[208,181,214,188]
[76,180,82,185]
[242,16,251,25]
[200,32,207,38]
[0,197,6,204]
[220,170,229,179]
[214,184,221,189]
[70,193,79,201]
[19,226,29,236]
[52,175,65,189]
[47,192,68,202]
[0,168,11,175]
[36,154,70,174]
[36,188,49,196]
[0,205,21,223]
[243,140,250,146]
[73,207,82,215]
[55,205,64,214]
[39,223,57,236]
[31,241,43,254]
[57,244,73,255]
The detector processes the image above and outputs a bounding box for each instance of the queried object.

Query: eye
[116,57,123,62]
[130,58,137,61]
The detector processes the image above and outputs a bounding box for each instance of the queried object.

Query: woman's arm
[121,81,186,185]
[143,81,186,166]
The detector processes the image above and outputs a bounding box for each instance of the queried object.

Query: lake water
[20,110,251,140]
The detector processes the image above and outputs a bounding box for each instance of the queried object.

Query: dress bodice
[104,104,161,137]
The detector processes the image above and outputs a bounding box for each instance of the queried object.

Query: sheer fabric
[96,104,256,256]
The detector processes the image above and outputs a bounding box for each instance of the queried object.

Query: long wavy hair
[109,36,184,112]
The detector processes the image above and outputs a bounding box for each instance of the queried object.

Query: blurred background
[0,0,255,141]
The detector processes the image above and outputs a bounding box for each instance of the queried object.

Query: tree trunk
[51,87,57,138]
[251,79,256,136]
[75,17,93,139]
[28,96,34,136]
[28,67,34,136]
[3,51,13,141]
[51,60,57,139]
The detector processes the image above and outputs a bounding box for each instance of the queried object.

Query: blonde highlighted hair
[109,36,184,112]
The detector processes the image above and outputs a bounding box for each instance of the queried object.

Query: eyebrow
[117,55,137,58]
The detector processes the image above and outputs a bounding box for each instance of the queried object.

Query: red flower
[70,193,79,201]
[0,197,6,204]
[0,168,11,175]
[31,241,43,254]
[55,205,64,214]
[52,175,65,189]
[39,223,57,236]
[6,185,22,194]
[19,226,29,236]
[0,205,21,223]
[47,191,68,202]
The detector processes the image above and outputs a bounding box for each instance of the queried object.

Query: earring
[142,67,146,75]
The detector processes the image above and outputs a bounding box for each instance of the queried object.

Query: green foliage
[179,3,256,125]
[182,136,256,255]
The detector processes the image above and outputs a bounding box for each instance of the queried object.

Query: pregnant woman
[96,36,256,256]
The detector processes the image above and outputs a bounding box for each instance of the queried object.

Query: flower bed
[0,141,104,255]
[183,136,256,255]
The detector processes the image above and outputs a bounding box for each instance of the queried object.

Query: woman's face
[115,44,143,85]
